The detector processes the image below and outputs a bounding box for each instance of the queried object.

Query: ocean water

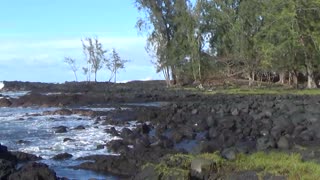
[0,105,136,179]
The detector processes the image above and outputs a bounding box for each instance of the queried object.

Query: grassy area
[142,151,320,179]
[211,88,320,95]
[177,86,320,95]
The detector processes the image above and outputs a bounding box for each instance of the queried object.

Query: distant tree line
[135,0,320,88]
[64,37,128,83]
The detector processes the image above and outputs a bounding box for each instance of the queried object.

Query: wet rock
[96,144,105,150]
[179,125,195,140]
[135,136,151,149]
[74,155,138,177]
[106,140,129,154]
[0,98,12,107]
[74,125,85,130]
[72,109,95,117]
[0,144,17,163]
[140,123,151,134]
[53,126,68,133]
[63,138,75,142]
[120,128,135,139]
[0,159,15,180]
[8,162,57,180]
[0,144,8,153]
[151,136,174,149]
[16,140,31,145]
[55,109,72,115]
[11,151,42,162]
[105,127,119,136]
[52,153,73,160]
[171,131,184,143]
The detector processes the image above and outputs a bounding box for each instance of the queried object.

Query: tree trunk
[73,71,78,82]
[306,61,316,89]
[278,72,285,84]
[293,73,298,88]
[171,66,177,85]
[249,71,255,87]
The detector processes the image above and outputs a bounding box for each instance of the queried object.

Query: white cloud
[0,35,161,82]
[0,36,146,51]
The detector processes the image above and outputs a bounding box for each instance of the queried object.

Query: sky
[0,0,162,83]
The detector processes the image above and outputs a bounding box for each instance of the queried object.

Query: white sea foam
[0,82,4,90]
[0,107,137,160]
[0,91,30,98]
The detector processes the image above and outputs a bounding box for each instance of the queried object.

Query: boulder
[0,159,15,180]
[140,123,151,134]
[0,98,12,107]
[133,165,160,180]
[53,126,68,133]
[277,136,291,150]
[10,151,42,162]
[73,125,85,130]
[74,155,138,177]
[221,148,236,160]
[8,162,57,180]
[191,158,215,179]
[206,116,216,127]
[63,138,75,143]
[256,136,276,150]
[223,171,259,180]
[106,140,129,154]
[53,109,72,115]
[52,153,73,160]
[0,144,17,163]
[105,127,119,137]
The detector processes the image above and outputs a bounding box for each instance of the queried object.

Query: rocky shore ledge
[1,81,320,179]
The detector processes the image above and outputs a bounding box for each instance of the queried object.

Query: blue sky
[0,0,162,82]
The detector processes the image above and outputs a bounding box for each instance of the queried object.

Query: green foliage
[135,0,320,88]
[63,57,78,81]
[142,151,320,179]
[234,152,320,179]
[81,37,108,82]
[142,163,189,180]
[107,49,129,83]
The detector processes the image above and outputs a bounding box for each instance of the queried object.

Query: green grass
[234,152,320,179]
[175,86,320,95]
[142,151,320,180]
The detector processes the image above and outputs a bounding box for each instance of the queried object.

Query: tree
[134,0,320,88]
[63,57,78,81]
[107,49,128,83]
[82,37,108,82]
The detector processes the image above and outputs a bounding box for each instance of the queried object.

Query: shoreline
[1,81,320,179]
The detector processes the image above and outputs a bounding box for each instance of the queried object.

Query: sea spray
[0,82,4,90]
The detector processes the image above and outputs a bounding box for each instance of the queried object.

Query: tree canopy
[136,0,320,88]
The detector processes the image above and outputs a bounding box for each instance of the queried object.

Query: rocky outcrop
[0,144,56,180]
[8,162,57,180]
